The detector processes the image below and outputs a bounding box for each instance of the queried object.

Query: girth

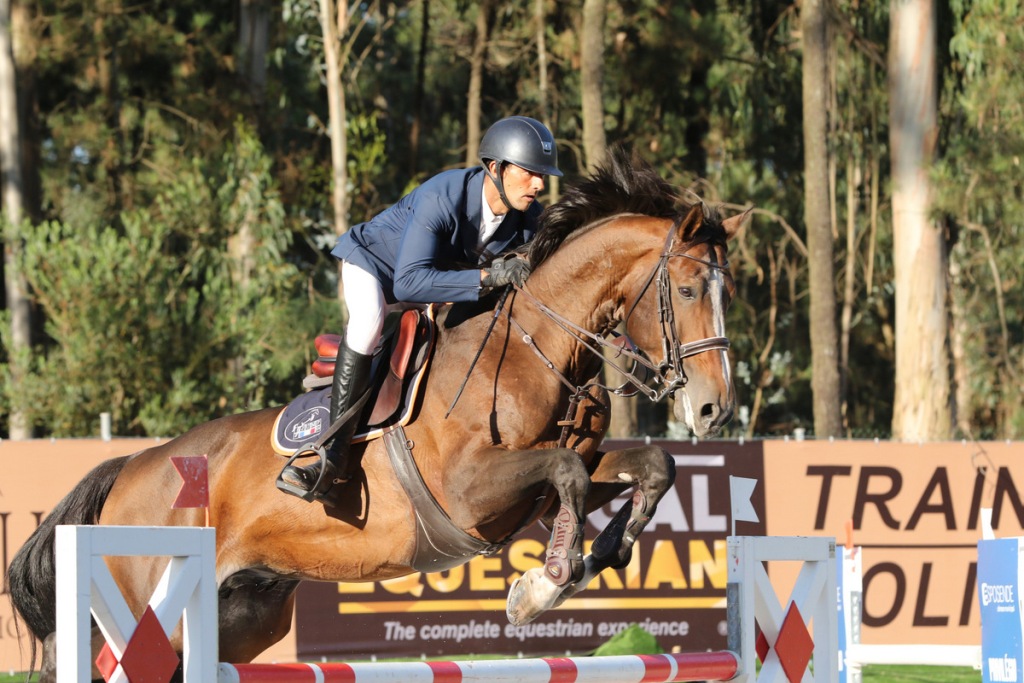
[383,425,505,572]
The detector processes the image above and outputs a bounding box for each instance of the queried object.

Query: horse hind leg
[217,572,300,664]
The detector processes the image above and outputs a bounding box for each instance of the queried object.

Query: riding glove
[481,257,531,289]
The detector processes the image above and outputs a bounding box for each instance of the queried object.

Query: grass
[0,664,981,683]
[862,664,980,683]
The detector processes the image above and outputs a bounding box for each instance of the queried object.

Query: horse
[7,148,744,681]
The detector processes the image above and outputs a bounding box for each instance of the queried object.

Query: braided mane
[528,147,686,267]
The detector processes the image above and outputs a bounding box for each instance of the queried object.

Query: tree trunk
[889,0,951,441]
[95,0,126,211]
[0,0,32,439]
[948,236,971,436]
[238,0,270,108]
[801,0,842,437]
[465,0,491,167]
[580,0,634,436]
[535,0,558,200]
[320,0,349,301]
[840,152,859,429]
[409,0,429,176]
[580,0,606,174]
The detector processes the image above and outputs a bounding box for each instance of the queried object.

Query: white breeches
[342,262,422,355]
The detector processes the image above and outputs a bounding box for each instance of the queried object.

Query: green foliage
[592,624,664,656]
[3,0,1020,439]
[3,123,335,437]
[936,0,1024,438]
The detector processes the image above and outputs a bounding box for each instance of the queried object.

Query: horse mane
[528,146,687,267]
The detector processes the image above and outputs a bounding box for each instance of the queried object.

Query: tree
[319,0,350,300]
[238,0,271,109]
[889,0,951,440]
[801,0,842,437]
[935,0,1024,439]
[579,0,638,437]
[465,0,492,166]
[0,0,32,439]
[534,0,558,200]
[580,0,607,175]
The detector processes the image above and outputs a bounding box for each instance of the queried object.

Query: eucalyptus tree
[800,0,842,437]
[0,0,32,438]
[889,0,951,441]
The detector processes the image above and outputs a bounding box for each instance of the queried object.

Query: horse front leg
[453,446,590,627]
[550,445,675,609]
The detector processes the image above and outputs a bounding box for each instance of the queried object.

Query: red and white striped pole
[218,650,741,683]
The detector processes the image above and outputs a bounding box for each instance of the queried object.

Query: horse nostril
[700,403,720,425]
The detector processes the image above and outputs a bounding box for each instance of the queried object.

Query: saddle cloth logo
[273,389,332,453]
[288,405,328,443]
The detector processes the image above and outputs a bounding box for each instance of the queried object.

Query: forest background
[0,0,1020,443]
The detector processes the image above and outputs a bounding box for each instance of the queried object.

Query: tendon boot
[280,341,373,499]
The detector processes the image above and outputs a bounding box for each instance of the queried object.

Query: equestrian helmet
[479,116,562,177]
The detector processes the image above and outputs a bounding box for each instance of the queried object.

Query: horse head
[618,202,747,437]
[524,148,748,439]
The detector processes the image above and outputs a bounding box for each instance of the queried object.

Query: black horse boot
[280,340,373,499]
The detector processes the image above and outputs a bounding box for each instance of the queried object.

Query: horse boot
[280,341,373,501]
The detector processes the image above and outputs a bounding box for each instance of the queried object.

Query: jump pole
[219,651,741,683]
[55,527,836,683]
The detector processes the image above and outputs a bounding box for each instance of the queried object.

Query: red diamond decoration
[755,629,770,664]
[95,642,119,682]
[774,602,814,683]
[118,606,180,683]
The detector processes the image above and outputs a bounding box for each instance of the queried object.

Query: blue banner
[979,539,1024,683]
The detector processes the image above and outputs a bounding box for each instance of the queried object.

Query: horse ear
[721,207,753,240]
[676,203,706,243]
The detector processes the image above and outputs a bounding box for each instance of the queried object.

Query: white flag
[730,476,760,530]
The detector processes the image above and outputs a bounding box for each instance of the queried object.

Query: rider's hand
[481,257,531,289]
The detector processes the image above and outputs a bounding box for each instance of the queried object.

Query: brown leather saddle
[271,308,435,455]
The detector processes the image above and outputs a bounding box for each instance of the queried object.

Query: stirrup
[276,444,342,503]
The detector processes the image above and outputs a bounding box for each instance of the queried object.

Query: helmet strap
[483,160,515,213]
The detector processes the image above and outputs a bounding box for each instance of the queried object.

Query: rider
[279,116,562,502]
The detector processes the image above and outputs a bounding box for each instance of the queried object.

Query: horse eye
[678,286,695,299]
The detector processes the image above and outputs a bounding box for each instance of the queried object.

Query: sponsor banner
[763,440,1024,646]
[4,437,1023,671]
[295,439,766,659]
[978,539,1024,683]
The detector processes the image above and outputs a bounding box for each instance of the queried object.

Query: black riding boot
[280,341,373,496]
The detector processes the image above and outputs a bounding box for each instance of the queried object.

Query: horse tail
[6,454,132,644]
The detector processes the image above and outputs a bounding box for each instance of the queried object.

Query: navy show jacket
[331,167,542,304]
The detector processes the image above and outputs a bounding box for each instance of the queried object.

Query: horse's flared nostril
[700,402,733,429]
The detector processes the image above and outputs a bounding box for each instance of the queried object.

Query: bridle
[509,214,732,404]
[444,214,733,437]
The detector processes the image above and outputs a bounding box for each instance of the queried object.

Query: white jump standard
[55,525,837,683]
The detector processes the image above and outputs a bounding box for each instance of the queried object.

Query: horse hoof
[506,567,562,626]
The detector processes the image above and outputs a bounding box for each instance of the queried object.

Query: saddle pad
[271,308,436,456]
[272,389,333,453]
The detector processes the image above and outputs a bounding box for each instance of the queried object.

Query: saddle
[271,308,436,456]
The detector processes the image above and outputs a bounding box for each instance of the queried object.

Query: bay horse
[7,148,744,681]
